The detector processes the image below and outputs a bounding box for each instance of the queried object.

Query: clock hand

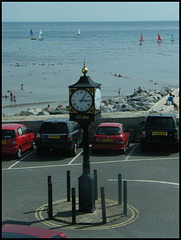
[80,92,87,102]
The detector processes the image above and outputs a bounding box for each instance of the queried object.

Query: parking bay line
[7,150,36,170]
[67,150,83,165]
[2,156,178,171]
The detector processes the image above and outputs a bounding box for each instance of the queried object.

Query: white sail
[39,29,44,40]
[77,29,80,35]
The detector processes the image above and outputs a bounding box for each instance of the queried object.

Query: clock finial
[81,58,88,75]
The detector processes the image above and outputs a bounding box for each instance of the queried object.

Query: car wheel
[17,147,22,158]
[70,141,77,157]
[121,145,126,154]
[31,139,36,150]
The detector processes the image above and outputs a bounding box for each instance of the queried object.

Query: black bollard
[100,187,106,224]
[123,181,127,216]
[67,170,70,202]
[94,170,98,200]
[48,175,51,184]
[118,173,122,205]
[72,188,76,224]
[48,181,53,219]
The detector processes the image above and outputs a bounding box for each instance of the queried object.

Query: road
[2,144,179,238]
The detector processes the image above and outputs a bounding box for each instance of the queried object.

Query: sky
[2,2,179,22]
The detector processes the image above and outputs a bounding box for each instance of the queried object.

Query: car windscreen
[145,117,175,130]
[2,130,16,139]
[40,123,68,134]
[96,127,121,135]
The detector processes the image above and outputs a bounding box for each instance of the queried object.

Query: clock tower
[68,60,102,213]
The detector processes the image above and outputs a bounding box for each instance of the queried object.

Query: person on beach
[21,84,23,91]
[172,95,178,110]
[44,104,51,111]
[10,90,13,101]
[167,93,173,105]
[166,93,178,110]
[13,95,16,103]
[118,88,121,96]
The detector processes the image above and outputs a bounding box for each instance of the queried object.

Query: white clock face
[95,88,101,110]
[71,89,93,112]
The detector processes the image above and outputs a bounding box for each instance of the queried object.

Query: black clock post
[68,60,101,212]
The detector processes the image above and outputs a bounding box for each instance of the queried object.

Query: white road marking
[2,156,178,171]
[7,150,35,169]
[67,150,83,165]
[125,144,139,161]
[108,178,179,187]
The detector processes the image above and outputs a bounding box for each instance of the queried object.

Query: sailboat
[157,33,162,43]
[170,34,174,41]
[39,29,44,41]
[30,29,36,40]
[77,29,81,35]
[139,33,144,42]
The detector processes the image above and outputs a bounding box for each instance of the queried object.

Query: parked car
[141,113,179,152]
[92,122,130,154]
[2,123,36,158]
[2,224,67,238]
[36,118,83,156]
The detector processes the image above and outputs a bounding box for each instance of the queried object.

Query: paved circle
[35,198,139,230]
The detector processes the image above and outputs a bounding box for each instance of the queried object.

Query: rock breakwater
[2,87,173,117]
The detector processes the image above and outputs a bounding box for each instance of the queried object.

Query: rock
[37,110,49,115]
[159,89,168,96]
[19,111,28,116]
[27,107,42,115]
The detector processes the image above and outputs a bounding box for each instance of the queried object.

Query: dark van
[36,118,83,156]
[141,113,179,152]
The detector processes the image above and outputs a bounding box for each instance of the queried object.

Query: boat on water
[77,29,81,35]
[39,29,44,41]
[30,29,36,40]
[139,33,144,42]
[157,33,162,43]
[170,34,174,41]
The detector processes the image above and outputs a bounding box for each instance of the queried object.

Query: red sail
[140,33,143,40]
[158,33,161,41]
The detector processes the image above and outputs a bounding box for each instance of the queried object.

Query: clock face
[71,89,93,112]
[95,88,101,110]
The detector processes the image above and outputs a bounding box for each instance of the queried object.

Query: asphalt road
[2,144,179,238]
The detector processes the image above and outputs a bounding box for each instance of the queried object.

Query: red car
[2,123,36,158]
[92,122,130,154]
[2,224,67,238]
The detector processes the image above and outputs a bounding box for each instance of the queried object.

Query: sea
[2,21,179,115]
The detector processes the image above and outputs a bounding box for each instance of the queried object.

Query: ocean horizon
[2,21,179,114]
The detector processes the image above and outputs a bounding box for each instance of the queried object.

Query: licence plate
[48,135,59,139]
[103,138,113,142]
[2,140,6,144]
[153,132,166,136]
